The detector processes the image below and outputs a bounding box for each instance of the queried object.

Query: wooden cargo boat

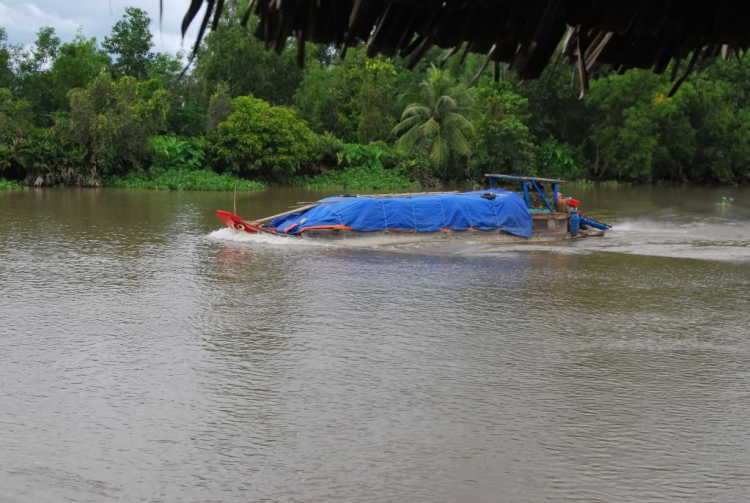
[216,174,610,246]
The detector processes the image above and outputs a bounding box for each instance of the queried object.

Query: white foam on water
[208,222,750,263]
[577,220,750,262]
[207,228,328,247]
[610,220,694,232]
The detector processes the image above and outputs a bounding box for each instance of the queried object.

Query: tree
[518,58,593,153]
[392,65,475,171]
[209,95,316,181]
[102,7,154,80]
[207,81,232,131]
[63,73,169,176]
[468,81,537,179]
[47,31,110,114]
[14,27,61,124]
[293,48,399,143]
[585,70,679,181]
[0,28,15,90]
[148,52,206,136]
[196,15,303,106]
[0,88,33,178]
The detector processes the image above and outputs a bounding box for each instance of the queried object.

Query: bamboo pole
[259,191,461,223]
[292,190,460,206]
[255,203,321,223]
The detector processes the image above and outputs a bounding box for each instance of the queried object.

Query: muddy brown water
[1,186,750,502]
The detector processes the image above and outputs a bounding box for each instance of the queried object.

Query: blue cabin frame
[485,174,567,213]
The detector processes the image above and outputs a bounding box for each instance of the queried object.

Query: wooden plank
[485,174,567,184]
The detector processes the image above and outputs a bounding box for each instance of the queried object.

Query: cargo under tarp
[269,190,533,238]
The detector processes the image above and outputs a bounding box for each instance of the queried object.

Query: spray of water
[207,228,329,247]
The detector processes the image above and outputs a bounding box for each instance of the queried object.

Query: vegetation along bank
[2,5,750,191]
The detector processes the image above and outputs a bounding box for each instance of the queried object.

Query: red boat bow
[216,210,263,233]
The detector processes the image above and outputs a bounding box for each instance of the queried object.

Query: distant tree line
[2,4,750,188]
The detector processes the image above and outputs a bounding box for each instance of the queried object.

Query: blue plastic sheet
[269,189,532,238]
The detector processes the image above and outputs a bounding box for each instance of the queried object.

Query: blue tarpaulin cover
[269,189,532,238]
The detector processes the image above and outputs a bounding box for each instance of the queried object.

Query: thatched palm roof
[179,1,750,94]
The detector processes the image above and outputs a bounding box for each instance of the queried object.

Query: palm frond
[436,95,458,113]
[444,124,472,156]
[421,117,440,139]
[392,115,423,136]
[430,130,450,165]
[396,121,425,149]
[451,86,476,105]
[445,112,475,133]
[400,105,431,120]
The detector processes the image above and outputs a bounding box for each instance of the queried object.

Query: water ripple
[1,188,750,502]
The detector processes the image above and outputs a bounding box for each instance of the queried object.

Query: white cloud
[0,0,206,56]
[1,2,85,37]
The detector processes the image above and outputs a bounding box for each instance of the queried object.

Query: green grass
[0,179,27,190]
[293,166,419,190]
[106,168,266,191]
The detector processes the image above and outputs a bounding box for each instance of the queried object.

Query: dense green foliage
[102,7,154,80]
[468,81,536,180]
[294,50,400,143]
[3,7,750,189]
[294,141,418,189]
[393,65,475,174]
[107,168,265,190]
[209,96,316,181]
[295,166,418,190]
[196,10,303,106]
[64,74,169,178]
[0,178,25,190]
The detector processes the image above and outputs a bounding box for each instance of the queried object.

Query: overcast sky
[0,1,207,55]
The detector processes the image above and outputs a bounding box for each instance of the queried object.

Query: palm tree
[392,65,476,166]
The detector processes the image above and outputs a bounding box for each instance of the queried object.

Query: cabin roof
[180,1,750,89]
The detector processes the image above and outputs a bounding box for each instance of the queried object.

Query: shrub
[207,81,232,131]
[150,136,205,171]
[0,89,33,179]
[15,127,92,186]
[209,95,316,182]
[294,166,417,190]
[63,74,169,177]
[106,168,266,191]
[306,133,345,175]
[336,141,399,170]
[0,179,26,190]
[468,81,537,181]
[294,141,420,189]
[538,137,585,180]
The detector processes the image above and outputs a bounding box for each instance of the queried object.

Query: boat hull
[214,210,604,246]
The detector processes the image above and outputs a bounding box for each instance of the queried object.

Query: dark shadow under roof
[179,0,750,88]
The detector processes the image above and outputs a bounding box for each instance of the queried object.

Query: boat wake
[575,218,750,262]
[377,218,750,263]
[208,219,750,263]
[207,228,335,248]
[207,228,328,247]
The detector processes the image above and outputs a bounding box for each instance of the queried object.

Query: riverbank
[0,180,27,190]
[1,171,737,192]
[1,165,420,191]
[105,168,266,191]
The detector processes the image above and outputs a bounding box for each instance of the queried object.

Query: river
[1,186,749,502]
